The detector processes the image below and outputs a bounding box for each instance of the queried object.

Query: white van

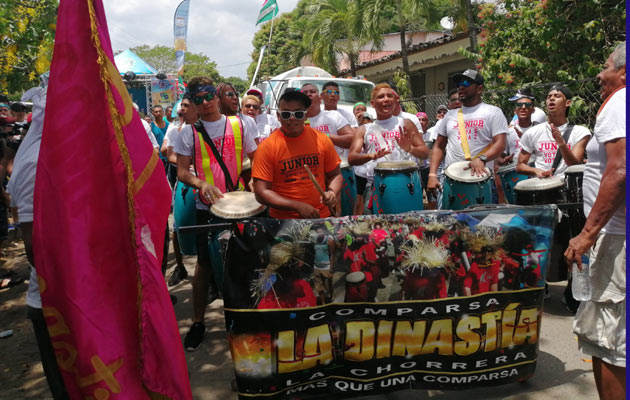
[259,66,376,123]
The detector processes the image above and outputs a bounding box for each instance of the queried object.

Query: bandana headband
[190,85,216,96]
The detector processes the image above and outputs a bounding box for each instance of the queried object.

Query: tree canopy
[0,0,57,97]
[128,45,221,83]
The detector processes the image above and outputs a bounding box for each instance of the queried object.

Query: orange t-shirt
[252,126,341,219]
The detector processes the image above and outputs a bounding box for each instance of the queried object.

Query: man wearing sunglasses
[321,81,357,128]
[301,83,355,158]
[428,69,508,206]
[174,76,257,351]
[252,90,342,219]
[516,85,591,179]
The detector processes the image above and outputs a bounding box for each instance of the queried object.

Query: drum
[442,161,492,210]
[497,160,529,204]
[340,159,357,216]
[514,176,566,205]
[173,180,197,256]
[241,157,252,187]
[564,164,585,203]
[373,161,423,214]
[210,191,267,289]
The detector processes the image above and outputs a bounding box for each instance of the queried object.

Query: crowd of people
[1,41,625,400]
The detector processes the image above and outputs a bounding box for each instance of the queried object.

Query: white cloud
[103,0,299,79]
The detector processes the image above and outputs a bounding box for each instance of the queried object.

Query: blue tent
[114,49,157,75]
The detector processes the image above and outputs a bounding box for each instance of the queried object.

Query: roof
[338,32,470,75]
[114,49,158,75]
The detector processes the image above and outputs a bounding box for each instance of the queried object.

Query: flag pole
[249,45,266,88]
[264,11,276,83]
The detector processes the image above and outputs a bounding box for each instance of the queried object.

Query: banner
[256,0,278,25]
[151,76,178,108]
[223,206,558,399]
[174,0,190,76]
[33,0,191,398]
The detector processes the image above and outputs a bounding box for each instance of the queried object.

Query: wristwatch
[478,155,488,164]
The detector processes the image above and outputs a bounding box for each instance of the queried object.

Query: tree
[247,14,305,82]
[0,0,57,96]
[301,0,382,77]
[129,45,221,83]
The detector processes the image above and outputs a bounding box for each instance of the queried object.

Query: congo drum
[497,160,530,204]
[514,176,566,206]
[564,164,586,235]
[340,159,357,217]
[442,161,493,211]
[173,181,198,256]
[373,160,423,214]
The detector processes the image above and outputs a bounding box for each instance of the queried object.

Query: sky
[103,0,300,80]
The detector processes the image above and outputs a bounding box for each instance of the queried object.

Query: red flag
[32,0,192,398]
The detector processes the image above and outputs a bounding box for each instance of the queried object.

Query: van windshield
[288,80,374,106]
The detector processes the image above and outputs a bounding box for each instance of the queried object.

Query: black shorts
[356,175,367,195]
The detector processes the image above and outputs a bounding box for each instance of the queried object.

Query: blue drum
[373,160,423,214]
[442,161,493,210]
[497,160,529,204]
[340,159,357,216]
[173,180,197,255]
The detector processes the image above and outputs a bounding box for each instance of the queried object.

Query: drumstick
[303,164,337,216]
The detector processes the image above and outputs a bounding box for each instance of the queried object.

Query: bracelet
[429,173,438,177]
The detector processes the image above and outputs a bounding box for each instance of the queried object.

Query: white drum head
[514,176,565,191]
[210,191,266,219]
[340,158,350,169]
[242,157,252,171]
[375,160,418,171]
[346,271,366,283]
[445,161,491,182]
[565,164,585,174]
[497,159,517,174]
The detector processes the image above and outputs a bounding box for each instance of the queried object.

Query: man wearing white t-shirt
[516,85,591,178]
[174,77,257,352]
[321,81,358,128]
[427,69,508,205]
[301,83,354,157]
[565,42,626,400]
[348,83,429,213]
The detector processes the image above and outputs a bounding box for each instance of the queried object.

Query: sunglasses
[455,79,473,88]
[279,110,306,120]
[222,91,237,98]
[243,104,260,110]
[324,89,340,95]
[438,109,448,114]
[192,92,215,105]
[515,102,534,109]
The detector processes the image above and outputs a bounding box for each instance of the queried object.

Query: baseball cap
[246,87,263,97]
[453,69,484,85]
[437,104,448,112]
[509,88,535,102]
[548,85,572,99]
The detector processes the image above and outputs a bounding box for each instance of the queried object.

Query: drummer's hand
[295,202,320,219]
[396,126,413,153]
[564,231,596,270]
[550,123,565,145]
[468,158,488,176]
[321,190,337,209]
[497,153,514,166]
[427,174,441,193]
[200,182,224,204]
[534,168,552,179]
[370,148,391,160]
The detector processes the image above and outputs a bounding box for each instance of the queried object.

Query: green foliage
[0,0,57,95]
[129,45,221,83]
[393,69,417,113]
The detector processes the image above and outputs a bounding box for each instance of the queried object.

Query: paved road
[170,257,598,400]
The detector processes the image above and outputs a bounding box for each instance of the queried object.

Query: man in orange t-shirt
[253,90,343,219]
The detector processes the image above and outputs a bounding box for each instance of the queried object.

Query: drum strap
[457,109,472,160]
[551,124,574,175]
[194,120,237,192]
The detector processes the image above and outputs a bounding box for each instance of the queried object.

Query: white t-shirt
[141,118,159,148]
[428,119,443,142]
[308,110,351,158]
[334,107,357,128]
[437,102,509,169]
[519,121,591,177]
[255,112,280,142]
[362,116,412,181]
[583,88,625,234]
[6,86,47,309]
[173,114,258,209]
[505,121,538,158]
[400,111,423,133]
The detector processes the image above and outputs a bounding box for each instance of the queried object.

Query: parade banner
[223,206,557,399]
[151,76,178,108]
[173,0,190,76]
[33,0,191,398]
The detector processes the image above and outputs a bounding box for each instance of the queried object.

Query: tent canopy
[114,49,157,75]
